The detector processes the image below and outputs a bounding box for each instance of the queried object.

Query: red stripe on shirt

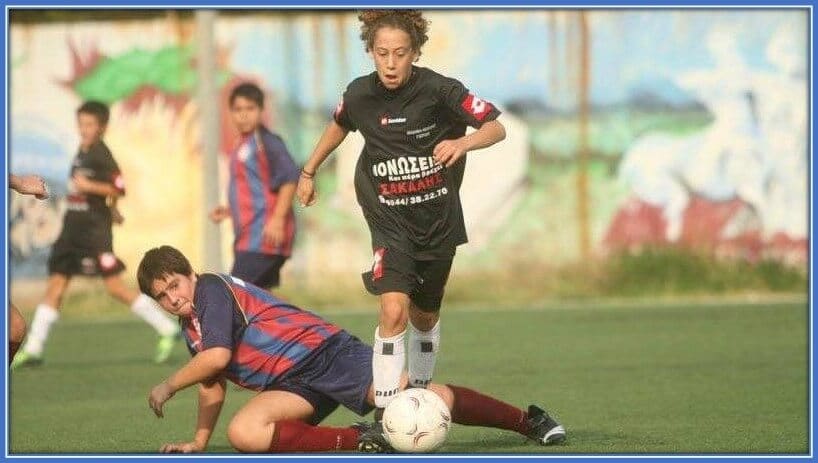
[234,341,297,383]
[254,136,274,254]
[232,138,255,251]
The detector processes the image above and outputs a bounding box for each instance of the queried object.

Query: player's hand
[11,175,49,199]
[148,381,175,418]
[209,205,231,223]
[110,206,125,225]
[263,216,286,248]
[296,176,318,207]
[433,138,469,168]
[159,441,203,453]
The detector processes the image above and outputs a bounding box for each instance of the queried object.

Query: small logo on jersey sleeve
[461,93,494,121]
[113,173,125,190]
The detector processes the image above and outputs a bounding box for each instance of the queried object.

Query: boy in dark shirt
[12,101,179,368]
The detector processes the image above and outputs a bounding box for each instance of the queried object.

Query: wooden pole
[576,10,591,261]
[195,9,223,271]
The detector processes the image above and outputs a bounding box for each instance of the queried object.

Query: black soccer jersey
[63,140,125,230]
[333,66,501,259]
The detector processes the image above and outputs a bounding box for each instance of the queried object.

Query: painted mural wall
[8,9,808,292]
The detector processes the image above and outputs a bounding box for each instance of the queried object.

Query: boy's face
[230,96,262,135]
[77,112,105,148]
[371,26,418,90]
[150,272,197,317]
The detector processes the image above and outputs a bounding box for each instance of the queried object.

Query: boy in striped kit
[210,83,299,289]
[139,245,565,454]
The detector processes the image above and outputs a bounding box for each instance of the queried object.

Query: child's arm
[264,182,296,247]
[148,346,232,419]
[209,205,231,223]
[297,120,349,207]
[158,377,226,453]
[72,174,123,198]
[10,174,49,199]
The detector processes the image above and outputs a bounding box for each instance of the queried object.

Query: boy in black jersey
[12,101,179,368]
[297,10,563,445]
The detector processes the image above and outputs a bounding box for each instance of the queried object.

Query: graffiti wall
[8,9,808,292]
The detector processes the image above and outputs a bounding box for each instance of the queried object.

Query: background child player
[296,10,507,421]
[11,101,179,369]
[210,83,300,289]
[137,245,565,454]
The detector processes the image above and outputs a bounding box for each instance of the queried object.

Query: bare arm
[148,347,231,418]
[72,174,123,198]
[461,119,506,151]
[302,120,349,175]
[272,182,296,219]
[264,182,297,247]
[296,121,349,207]
[209,205,231,223]
[159,377,227,453]
[9,174,49,199]
[433,119,507,168]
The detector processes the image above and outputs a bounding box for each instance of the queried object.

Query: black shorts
[362,246,453,312]
[272,332,374,425]
[47,224,125,277]
[231,251,288,288]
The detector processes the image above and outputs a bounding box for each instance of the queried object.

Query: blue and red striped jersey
[181,273,341,391]
[227,126,299,256]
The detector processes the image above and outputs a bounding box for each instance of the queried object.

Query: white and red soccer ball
[382,388,451,453]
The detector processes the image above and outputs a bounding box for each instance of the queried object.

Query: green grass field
[9,299,809,454]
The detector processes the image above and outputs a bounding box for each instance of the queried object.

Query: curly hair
[358,9,430,56]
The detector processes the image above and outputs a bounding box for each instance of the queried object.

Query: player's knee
[227,416,269,453]
[226,418,253,452]
[409,308,438,331]
[379,302,408,334]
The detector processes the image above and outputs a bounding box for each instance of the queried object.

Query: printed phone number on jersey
[379,187,449,206]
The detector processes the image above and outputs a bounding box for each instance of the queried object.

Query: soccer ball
[382,388,451,453]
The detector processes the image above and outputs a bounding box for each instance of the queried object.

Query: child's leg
[406,258,451,389]
[373,292,409,414]
[103,275,177,336]
[20,274,70,357]
[228,390,360,453]
[428,383,531,435]
[426,383,565,445]
[407,306,440,389]
[42,273,70,310]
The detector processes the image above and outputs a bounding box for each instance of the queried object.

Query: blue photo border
[1,1,813,462]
